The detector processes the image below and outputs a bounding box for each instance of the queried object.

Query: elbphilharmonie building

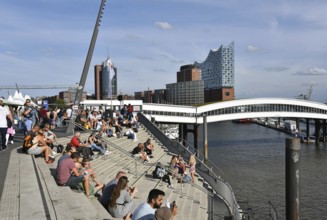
[194,42,235,102]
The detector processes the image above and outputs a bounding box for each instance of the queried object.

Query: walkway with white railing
[142,98,327,124]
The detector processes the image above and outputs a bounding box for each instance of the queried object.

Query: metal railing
[268,201,279,220]
[165,131,225,178]
[138,113,241,220]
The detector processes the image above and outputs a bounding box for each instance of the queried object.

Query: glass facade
[100,58,117,100]
[195,42,234,89]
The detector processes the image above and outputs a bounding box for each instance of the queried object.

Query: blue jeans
[89,143,105,154]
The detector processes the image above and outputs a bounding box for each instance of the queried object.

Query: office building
[166,80,204,106]
[177,64,201,82]
[94,58,117,100]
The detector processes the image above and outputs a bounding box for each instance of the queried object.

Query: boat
[300,136,316,143]
[163,126,179,140]
[232,119,251,123]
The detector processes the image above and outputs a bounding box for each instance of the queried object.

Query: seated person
[125,123,137,141]
[94,130,110,151]
[108,176,138,219]
[43,123,58,151]
[130,115,140,129]
[70,132,93,159]
[75,110,87,128]
[24,126,55,164]
[155,205,178,220]
[101,171,127,209]
[88,133,110,155]
[144,138,154,157]
[153,162,173,188]
[132,143,149,162]
[56,152,92,198]
[81,158,104,193]
[57,144,76,166]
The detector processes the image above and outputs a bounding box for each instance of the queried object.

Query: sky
[1,0,327,102]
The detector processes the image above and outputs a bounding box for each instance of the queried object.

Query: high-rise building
[94,58,117,100]
[177,64,201,82]
[166,80,204,106]
[194,42,235,102]
[165,64,203,106]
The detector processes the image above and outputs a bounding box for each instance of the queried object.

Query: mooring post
[194,124,199,156]
[203,114,208,162]
[306,119,310,143]
[285,137,301,220]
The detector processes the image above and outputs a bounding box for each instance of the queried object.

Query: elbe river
[188,121,327,220]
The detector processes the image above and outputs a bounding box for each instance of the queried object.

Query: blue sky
[1,0,327,102]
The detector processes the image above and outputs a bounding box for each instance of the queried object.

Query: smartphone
[169,201,176,209]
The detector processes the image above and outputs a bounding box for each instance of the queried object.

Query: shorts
[27,147,44,155]
[65,175,84,187]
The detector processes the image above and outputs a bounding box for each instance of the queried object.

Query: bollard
[285,138,301,220]
[203,114,208,162]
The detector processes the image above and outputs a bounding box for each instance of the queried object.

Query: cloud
[3,51,16,56]
[269,16,279,30]
[294,67,327,75]
[155,21,173,30]
[246,45,260,52]
[153,68,166,72]
[265,66,289,72]
[125,34,142,40]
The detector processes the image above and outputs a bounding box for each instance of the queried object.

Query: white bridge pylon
[142,98,327,124]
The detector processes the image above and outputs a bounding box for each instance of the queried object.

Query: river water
[189,121,327,220]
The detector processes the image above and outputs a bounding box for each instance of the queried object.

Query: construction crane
[0,84,79,90]
[296,83,313,100]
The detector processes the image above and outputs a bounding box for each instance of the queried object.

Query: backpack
[182,175,192,183]
[153,165,165,179]
[22,133,35,153]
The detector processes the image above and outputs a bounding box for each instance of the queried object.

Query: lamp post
[66,0,107,134]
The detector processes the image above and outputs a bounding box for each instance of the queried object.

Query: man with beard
[132,189,165,220]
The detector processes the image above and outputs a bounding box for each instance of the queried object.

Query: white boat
[300,136,316,143]
[163,126,179,140]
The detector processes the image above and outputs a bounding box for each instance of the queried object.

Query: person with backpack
[23,125,55,164]
[153,162,173,188]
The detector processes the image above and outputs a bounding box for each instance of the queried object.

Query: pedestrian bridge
[143,98,327,124]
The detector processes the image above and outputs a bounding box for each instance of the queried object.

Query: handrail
[170,136,225,177]
[138,112,241,220]
[268,201,279,220]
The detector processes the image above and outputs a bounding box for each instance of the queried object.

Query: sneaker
[10,141,14,144]
[167,184,174,189]
[104,150,112,156]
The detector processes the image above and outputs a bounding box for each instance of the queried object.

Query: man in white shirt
[132,189,165,220]
[0,100,13,151]
[66,106,72,118]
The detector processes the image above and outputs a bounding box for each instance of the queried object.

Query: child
[6,124,15,145]
[81,158,104,193]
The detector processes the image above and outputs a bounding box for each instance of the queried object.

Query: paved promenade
[0,125,229,220]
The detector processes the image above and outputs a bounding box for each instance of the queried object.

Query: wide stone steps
[51,125,209,219]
